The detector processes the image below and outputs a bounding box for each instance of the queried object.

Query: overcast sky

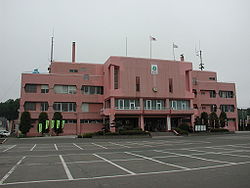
[0,0,250,108]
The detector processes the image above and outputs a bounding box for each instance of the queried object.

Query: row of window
[194,104,235,112]
[25,84,103,95]
[193,90,234,98]
[114,99,190,110]
[65,119,102,124]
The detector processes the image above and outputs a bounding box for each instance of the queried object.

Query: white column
[167,115,171,131]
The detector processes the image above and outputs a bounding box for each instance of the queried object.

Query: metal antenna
[196,41,204,71]
[50,30,54,62]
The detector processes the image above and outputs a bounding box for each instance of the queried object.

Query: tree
[53,112,63,135]
[219,111,227,128]
[19,111,32,135]
[38,112,49,134]
[209,112,219,129]
[194,116,201,125]
[200,112,209,126]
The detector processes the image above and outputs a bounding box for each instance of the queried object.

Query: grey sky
[0,0,250,108]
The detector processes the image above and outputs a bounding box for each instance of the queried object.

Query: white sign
[151,64,158,75]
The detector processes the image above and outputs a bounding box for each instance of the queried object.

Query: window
[83,74,89,80]
[209,77,216,81]
[209,90,216,98]
[41,85,49,93]
[25,84,37,93]
[219,91,234,98]
[65,119,77,124]
[54,85,76,94]
[80,119,102,124]
[40,102,48,111]
[211,104,217,112]
[156,100,162,110]
[115,99,140,110]
[81,86,103,95]
[69,69,78,73]
[192,77,197,85]
[53,102,76,112]
[201,91,206,95]
[129,100,136,109]
[169,78,173,93]
[170,100,190,110]
[114,66,119,89]
[24,102,36,111]
[81,103,89,112]
[193,89,197,97]
[136,77,140,92]
[220,105,234,112]
[145,100,152,110]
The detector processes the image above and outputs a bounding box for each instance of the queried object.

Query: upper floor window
[54,85,77,94]
[192,77,197,85]
[69,69,78,73]
[220,105,234,112]
[170,100,190,110]
[136,77,140,92]
[25,84,37,93]
[83,74,89,80]
[41,85,49,93]
[209,77,216,81]
[209,90,216,98]
[24,102,36,111]
[40,102,49,111]
[169,78,173,93]
[115,99,140,110]
[53,102,76,112]
[81,86,103,95]
[114,66,119,89]
[211,104,217,112]
[219,91,234,98]
[144,99,165,110]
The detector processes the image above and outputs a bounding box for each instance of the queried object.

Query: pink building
[20,49,238,136]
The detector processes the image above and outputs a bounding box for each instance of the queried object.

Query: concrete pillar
[167,115,171,131]
[109,114,116,132]
[139,115,145,130]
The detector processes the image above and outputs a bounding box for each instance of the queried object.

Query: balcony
[115,107,141,110]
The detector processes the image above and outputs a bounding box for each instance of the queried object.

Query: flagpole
[173,42,175,61]
[150,37,152,59]
[125,37,128,57]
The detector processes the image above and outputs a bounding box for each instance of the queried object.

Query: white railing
[115,107,141,110]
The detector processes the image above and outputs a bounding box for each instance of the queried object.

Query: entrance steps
[150,131,176,137]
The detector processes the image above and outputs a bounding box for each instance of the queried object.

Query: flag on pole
[38,123,42,133]
[51,120,55,128]
[56,120,60,129]
[45,120,49,129]
[62,120,65,128]
[173,43,178,48]
[150,36,157,41]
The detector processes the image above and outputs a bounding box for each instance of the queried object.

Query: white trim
[59,155,73,180]
[0,156,26,184]
[93,154,135,175]
[30,144,37,151]
[125,152,190,170]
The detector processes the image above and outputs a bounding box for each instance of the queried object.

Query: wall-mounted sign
[151,64,158,75]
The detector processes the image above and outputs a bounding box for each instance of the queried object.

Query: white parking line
[54,144,58,151]
[108,142,131,148]
[0,156,26,184]
[73,143,84,150]
[154,150,236,165]
[30,144,37,151]
[3,145,16,152]
[125,152,190,170]
[93,154,136,175]
[59,155,73,180]
[92,143,108,149]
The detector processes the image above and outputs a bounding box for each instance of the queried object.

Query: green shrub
[104,132,120,136]
[210,128,229,132]
[119,129,150,135]
[81,133,95,138]
[178,123,190,132]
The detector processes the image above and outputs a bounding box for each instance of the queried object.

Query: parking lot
[0,133,250,188]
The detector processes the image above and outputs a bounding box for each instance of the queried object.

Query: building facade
[20,55,238,136]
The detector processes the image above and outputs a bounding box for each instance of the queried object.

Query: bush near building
[19,111,32,136]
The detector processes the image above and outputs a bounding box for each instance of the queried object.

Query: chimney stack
[180,54,184,61]
[72,41,76,63]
